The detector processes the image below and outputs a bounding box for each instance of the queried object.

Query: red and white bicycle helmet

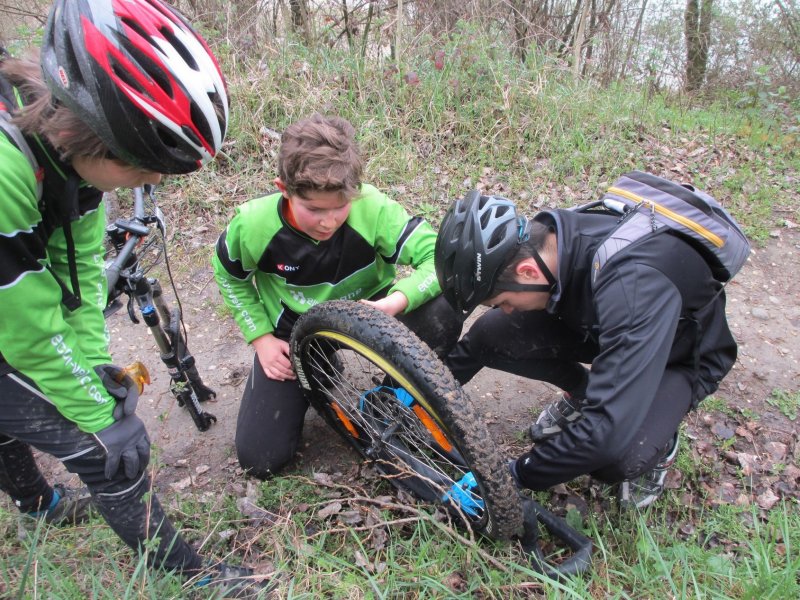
[41,0,228,174]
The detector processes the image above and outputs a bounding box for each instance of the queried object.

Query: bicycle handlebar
[105,186,150,290]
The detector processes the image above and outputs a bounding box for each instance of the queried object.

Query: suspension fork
[131,276,217,431]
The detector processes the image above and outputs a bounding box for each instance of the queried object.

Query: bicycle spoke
[302,337,486,520]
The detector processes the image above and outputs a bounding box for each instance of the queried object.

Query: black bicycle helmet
[435,191,523,314]
[41,0,228,174]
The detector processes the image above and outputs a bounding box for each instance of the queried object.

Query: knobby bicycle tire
[290,300,524,540]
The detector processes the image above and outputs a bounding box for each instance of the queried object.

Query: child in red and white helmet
[1,1,270,596]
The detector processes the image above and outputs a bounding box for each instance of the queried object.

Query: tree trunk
[341,0,352,51]
[288,0,311,43]
[511,0,529,62]
[582,0,597,77]
[396,0,404,63]
[289,0,303,30]
[685,0,713,91]
[360,0,376,59]
[561,0,583,56]
[620,0,648,80]
[572,0,590,79]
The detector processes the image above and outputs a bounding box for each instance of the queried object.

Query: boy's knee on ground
[236,445,294,480]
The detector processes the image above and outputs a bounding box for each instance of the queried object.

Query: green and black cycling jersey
[0,75,116,433]
[213,185,442,342]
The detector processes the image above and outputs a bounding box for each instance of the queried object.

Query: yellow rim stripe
[310,330,451,434]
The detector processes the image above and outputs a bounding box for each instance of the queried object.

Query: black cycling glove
[94,364,139,419]
[93,415,151,479]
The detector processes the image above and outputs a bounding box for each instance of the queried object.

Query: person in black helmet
[0,1,271,596]
[435,191,737,508]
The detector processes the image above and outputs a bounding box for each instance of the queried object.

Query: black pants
[236,296,464,479]
[0,371,202,574]
[445,308,692,485]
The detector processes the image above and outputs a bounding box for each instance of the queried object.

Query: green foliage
[699,395,734,416]
[741,66,793,116]
[3,24,43,54]
[767,389,799,421]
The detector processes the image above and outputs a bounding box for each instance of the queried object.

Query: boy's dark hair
[494,220,553,287]
[277,113,363,200]
[0,50,106,161]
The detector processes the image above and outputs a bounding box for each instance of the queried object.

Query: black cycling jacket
[517,208,737,488]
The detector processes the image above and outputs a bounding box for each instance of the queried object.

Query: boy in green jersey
[213,113,462,478]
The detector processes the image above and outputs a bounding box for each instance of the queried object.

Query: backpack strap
[0,88,81,310]
[591,207,662,286]
[0,95,44,201]
[46,174,83,311]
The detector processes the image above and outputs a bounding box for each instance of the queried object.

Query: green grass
[698,394,737,418]
[767,389,799,421]
[3,483,798,598]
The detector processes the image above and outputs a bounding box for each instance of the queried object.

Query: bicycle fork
[130,276,217,431]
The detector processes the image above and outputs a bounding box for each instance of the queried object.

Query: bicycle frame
[105,186,217,431]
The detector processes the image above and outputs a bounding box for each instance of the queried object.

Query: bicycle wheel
[290,300,524,540]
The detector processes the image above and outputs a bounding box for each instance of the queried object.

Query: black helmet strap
[492,216,557,295]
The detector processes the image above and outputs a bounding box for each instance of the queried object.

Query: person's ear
[274,177,287,194]
[515,258,542,281]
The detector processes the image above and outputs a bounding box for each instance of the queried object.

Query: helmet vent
[209,90,227,131]
[487,228,507,250]
[156,124,180,149]
[160,26,198,70]
[189,100,212,147]
[180,123,203,149]
[111,55,147,95]
[121,17,151,46]
[119,36,174,98]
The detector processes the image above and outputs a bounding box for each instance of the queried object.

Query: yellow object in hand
[117,361,151,394]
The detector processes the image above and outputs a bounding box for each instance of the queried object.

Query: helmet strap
[493,281,554,294]
[493,244,557,295]
[528,244,557,289]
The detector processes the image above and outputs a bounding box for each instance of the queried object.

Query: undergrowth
[165,25,798,247]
